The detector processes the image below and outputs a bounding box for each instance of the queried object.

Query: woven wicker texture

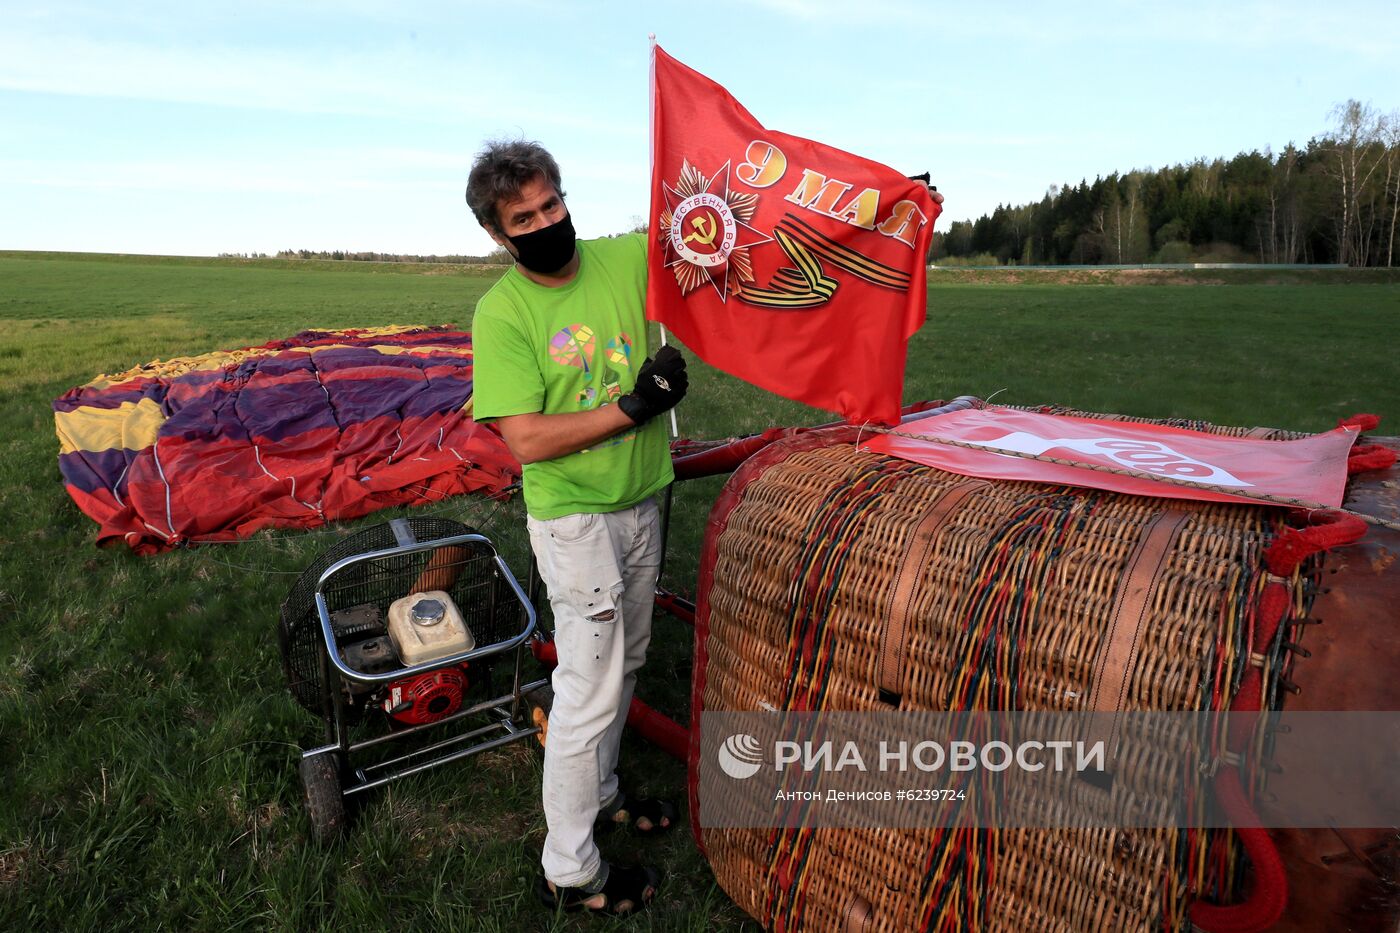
[697,429,1305,933]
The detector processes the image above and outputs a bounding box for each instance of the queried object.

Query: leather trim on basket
[1084,508,1193,756]
[877,479,989,700]
[842,893,875,932]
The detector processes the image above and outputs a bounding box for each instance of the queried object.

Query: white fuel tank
[386,591,474,666]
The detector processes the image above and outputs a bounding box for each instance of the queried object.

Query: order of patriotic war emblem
[659,160,769,301]
[670,192,736,268]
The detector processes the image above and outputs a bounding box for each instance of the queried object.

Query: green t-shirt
[470,234,674,520]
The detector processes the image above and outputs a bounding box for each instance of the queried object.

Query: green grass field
[2,252,1397,930]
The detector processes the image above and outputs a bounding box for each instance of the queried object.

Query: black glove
[618,345,688,425]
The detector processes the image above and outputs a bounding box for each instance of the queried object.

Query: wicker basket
[689,415,1400,933]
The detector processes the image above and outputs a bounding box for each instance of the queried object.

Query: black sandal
[535,864,660,917]
[596,790,678,836]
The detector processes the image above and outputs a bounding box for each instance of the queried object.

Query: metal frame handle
[312,532,537,684]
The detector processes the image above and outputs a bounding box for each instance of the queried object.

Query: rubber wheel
[523,681,554,750]
[299,753,347,843]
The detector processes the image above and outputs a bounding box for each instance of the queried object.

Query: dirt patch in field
[1110,269,1201,284]
[0,844,29,885]
[418,264,507,276]
[0,841,68,886]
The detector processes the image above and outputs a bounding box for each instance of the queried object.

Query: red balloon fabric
[53,325,519,554]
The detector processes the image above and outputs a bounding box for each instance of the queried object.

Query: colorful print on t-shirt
[550,324,634,449]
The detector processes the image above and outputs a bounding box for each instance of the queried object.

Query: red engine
[382,665,470,725]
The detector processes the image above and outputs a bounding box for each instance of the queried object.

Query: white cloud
[0,145,471,194]
[740,0,1397,62]
[742,0,931,22]
[0,22,632,135]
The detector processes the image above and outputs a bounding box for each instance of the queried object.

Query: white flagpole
[656,327,678,585]
[650,40,680,586]
[648,34,678,441]
[650,36,691,594]
[659,324,679,438]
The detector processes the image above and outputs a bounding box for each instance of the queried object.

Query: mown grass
[1,253,1397,930]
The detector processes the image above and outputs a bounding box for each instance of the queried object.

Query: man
[465,139,686,916]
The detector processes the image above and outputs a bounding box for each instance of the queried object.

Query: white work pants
[527,496,662,886]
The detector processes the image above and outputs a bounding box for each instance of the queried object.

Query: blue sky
[2,0,1396,257]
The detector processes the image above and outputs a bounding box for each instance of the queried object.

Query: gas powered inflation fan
[278,517,544,841]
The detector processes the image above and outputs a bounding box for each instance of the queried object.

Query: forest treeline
[249,231,644,265]
[932,100,1400,267]
[225,249,514,264]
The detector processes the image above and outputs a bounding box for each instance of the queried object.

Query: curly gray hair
[464,139,565,232]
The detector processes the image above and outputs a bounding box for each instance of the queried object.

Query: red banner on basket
[866,408,1358,507]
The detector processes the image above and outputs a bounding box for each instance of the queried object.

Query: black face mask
[506,212,577,275]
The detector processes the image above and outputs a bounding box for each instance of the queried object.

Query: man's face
[489,174,566,247]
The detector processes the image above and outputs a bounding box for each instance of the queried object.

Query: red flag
[867,408,1359,507]
[646,45,940,426]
